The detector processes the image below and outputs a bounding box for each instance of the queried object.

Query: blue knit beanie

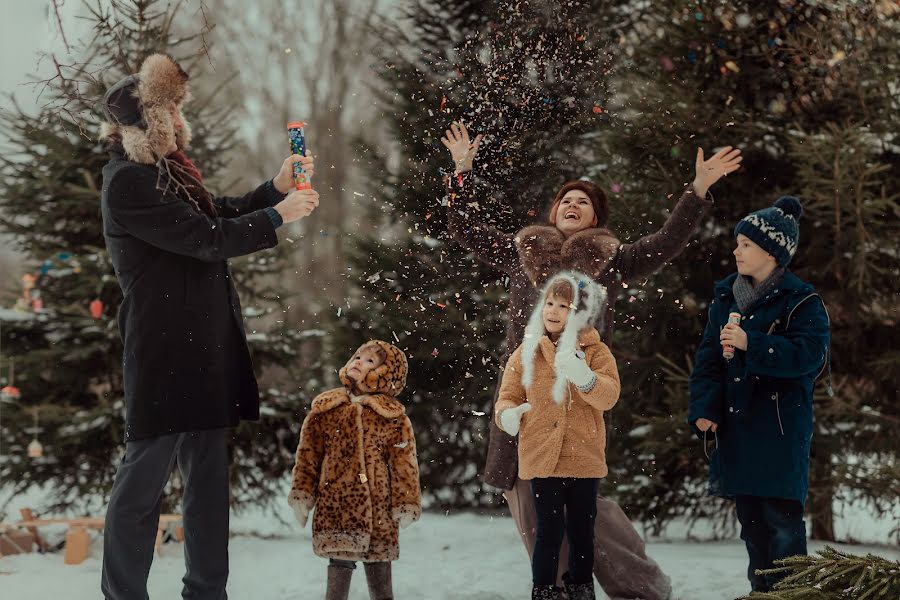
[734,196,803,266]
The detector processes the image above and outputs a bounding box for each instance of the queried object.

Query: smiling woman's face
[553,191,597,236]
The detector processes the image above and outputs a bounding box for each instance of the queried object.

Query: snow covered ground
[2,497,898,600]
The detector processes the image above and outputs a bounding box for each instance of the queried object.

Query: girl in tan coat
[289,340,421,600]
[495,272,620,600]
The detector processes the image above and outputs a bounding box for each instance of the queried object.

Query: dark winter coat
[688,271,831,504]
[445,172,714,489]
[100,147,285,441]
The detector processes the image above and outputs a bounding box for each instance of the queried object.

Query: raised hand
[692,146,742,197]
[440,121,482,174]
[556,350,596,390]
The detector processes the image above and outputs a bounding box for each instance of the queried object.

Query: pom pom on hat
[774,196,803,219]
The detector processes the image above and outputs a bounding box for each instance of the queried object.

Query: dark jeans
[735,495,807,592]
[101,429,230,600]
[531,477,599,587]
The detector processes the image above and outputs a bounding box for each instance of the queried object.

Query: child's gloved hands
[288,493,310,528]
[556,350,596,389]
[499,403,532,436]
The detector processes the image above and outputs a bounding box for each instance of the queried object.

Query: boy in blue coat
[688,196,831,593]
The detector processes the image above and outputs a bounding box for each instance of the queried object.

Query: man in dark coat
[98,53,319,599]
[689,196,831,594]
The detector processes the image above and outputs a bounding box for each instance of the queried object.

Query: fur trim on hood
[338,340,408,397]
[100,54,192,164]
[520,271,608,404]
[514,225,621,287]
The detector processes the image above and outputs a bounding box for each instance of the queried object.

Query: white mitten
[287,494,310,528]
[499,403,532,436]
[556,350,596,390]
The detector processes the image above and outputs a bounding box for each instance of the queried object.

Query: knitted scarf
[166,150,217,217]
[733,267,786,313]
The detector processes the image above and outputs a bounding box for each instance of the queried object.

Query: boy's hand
[499,403,532,436]
[695,418,718,433]
[692,146,742,197]
[720,323,748,351]
[556,350,596,389]
[441,121,482,174]
[273,152,315,194]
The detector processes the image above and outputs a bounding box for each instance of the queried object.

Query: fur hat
[339,340,409,397]
[520,271,608,404]
[100,54,192,164]
[734,196,803,266]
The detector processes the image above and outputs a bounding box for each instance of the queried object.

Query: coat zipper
[775,392,785,436]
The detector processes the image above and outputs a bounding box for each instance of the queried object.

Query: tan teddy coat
[289,341,421,562]
[495,328,620,480]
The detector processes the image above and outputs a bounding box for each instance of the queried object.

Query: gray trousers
[101,429,230,600]
[505,478,673,600]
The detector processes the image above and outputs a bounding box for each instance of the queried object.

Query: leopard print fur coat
[289,341,421,561]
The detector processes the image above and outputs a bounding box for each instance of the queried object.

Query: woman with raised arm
[442,122,741,600]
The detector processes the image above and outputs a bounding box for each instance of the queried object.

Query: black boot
[532,584,563,600]
[562,572,595,600]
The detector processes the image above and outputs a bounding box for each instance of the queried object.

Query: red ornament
[592,105,604,114]
[1,385,21,401]
[90,299,104,319]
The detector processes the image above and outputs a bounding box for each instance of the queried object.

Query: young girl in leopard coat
[289,340,421,600]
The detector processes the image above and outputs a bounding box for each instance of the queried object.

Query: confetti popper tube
[722,312,742,360]
[287,121,311,190]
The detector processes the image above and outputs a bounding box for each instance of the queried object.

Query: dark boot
[363,561,393,600]
[326,561,355,600]
[532,584,563,600]
[562,572,595,600]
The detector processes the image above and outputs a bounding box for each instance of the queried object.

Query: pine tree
[335,0,635,507]
[596,1,900,539]
[0,0,317,515]
[739,546,900,600]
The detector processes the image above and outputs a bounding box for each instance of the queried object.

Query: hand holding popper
[288,121,312,190]
[272,120,319,224]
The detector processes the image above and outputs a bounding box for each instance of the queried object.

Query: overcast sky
[0,1,93,115]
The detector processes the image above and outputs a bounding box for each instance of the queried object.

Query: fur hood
[100,54,193,164]
[520,271,608,404]
[514,225,621,287]
[338,340,408,397]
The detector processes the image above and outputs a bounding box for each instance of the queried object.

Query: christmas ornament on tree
[0,385,20,401]
[26,408,43,459]
[1,361,21,401]
[90,299,104,319]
